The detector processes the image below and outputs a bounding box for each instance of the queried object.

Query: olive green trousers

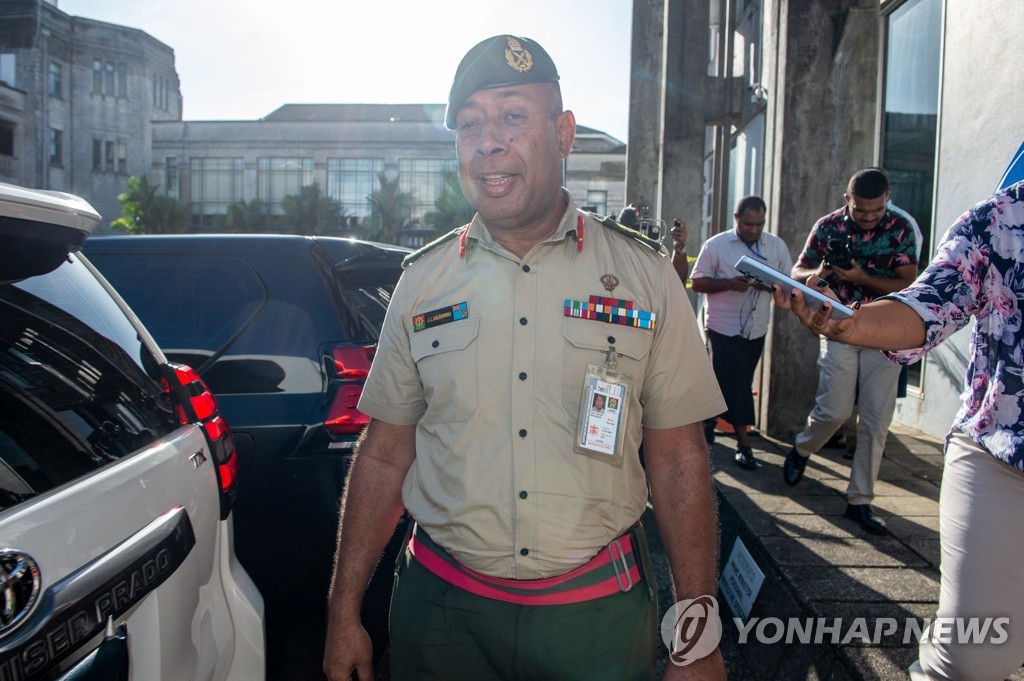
[388,538,658,681]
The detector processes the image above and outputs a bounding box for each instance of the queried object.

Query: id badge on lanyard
[575,346,634,462]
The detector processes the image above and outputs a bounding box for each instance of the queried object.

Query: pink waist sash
[407,524,643,606]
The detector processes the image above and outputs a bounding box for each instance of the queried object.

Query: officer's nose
[475,120,508,156]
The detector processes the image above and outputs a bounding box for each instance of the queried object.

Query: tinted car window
[0,255,176,509]
[90,253,267,367]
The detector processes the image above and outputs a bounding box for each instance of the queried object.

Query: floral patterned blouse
[886,180,1024,470]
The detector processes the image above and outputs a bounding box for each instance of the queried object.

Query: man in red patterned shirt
[781,168,918,535]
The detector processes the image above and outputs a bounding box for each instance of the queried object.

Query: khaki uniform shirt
[358,194,725,579]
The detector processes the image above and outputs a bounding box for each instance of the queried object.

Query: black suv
[84,234,409,673]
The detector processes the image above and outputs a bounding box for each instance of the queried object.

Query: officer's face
[844,192,889,230]
[454,83,575,231]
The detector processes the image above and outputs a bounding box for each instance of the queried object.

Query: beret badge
[504,37,534,73]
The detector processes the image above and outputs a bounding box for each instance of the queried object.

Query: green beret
[445,35,560,130]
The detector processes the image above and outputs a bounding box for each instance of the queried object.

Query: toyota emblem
[0,549,41,637]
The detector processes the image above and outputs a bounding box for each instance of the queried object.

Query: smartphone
[734,255,855,319]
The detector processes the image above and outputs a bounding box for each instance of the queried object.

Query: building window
[48,62,61,97]
[92,139,102,170]
[165,157,178,198]
[585,190,608,216]
[0,121,14,157]
[117,142,127,173]
[92,59,102,92]
[881,0,940,389]
[117,63,127,97]
[190,157,244,220]
[153,75,171,110]
[326,158,383,220]
[104,61,114,95]
[49,128,62,166]
[398,158,459,220]
[0,53,15,86]
[257,157,314,215]
[105,141,115,170]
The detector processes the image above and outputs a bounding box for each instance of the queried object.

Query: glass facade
[399,158,458,220]
[257,157,314,215]
[190,157,244,219]
[326,158,383,219]
[881,0,941,388]
[882,0,940,261]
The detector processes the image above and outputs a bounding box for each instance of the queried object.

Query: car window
[0,254,177,510]
[325,261,401,344]
[87,252,267,368]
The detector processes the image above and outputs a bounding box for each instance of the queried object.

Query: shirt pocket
[410,318,480,424]
[560,319,653,417]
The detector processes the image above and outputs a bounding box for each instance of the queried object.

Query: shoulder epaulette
[402,224,468,269]
[593,213,666,255]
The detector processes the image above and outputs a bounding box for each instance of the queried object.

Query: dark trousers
[388,547,658,681]
[707,329,764,428]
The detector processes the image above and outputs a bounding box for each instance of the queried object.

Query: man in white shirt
[691,196,793,469]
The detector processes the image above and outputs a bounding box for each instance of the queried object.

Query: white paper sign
[720,537,765,621]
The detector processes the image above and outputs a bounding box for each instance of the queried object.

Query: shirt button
[519,372,527,380]
[519,429,527,438]
[520,548,529,556]
[519,317,528,325]
[519,490,528,499]
[522,264,531,273]
[431,339,440,348]
[607,335,616,344]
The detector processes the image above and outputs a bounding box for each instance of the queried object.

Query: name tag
[413,302,469,332]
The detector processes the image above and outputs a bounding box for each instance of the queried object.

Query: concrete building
[150,104,626,245]
[0,0,182,221]
[0,0,626,240]
[633,0,1023,440]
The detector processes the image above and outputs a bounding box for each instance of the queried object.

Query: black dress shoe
[734,446,757,470]
[845,503,888,535]
[782,447,809,486]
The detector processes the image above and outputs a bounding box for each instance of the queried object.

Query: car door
[0,253,237,681]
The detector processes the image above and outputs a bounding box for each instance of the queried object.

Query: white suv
[0,183,265,680]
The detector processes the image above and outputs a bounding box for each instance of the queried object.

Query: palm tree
[281,183,341,235]
[225,199,271,233]
[362,171,413,244]
[423,169,475,235]
[110,175,191,234]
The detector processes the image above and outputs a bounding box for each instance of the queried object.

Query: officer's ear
[556,110,576,159]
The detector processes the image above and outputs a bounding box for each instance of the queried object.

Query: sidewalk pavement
[701,423,1024,681]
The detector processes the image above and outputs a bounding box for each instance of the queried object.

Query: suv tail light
[325,346,374,437]
[165,363,238,519]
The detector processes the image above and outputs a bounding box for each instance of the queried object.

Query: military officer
[324,34,727,681]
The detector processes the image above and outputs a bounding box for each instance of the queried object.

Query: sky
[56,0,634,141]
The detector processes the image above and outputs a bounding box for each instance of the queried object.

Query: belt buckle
[607,539,633,592]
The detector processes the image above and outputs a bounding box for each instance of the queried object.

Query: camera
[824,237,853,269]
[637,217,663,241]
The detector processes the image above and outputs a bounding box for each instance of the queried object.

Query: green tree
[281,183,341,235]
[225,199,271,233]
[423,169,475,235]
[110,175,190,234]
[361,171,413,244]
